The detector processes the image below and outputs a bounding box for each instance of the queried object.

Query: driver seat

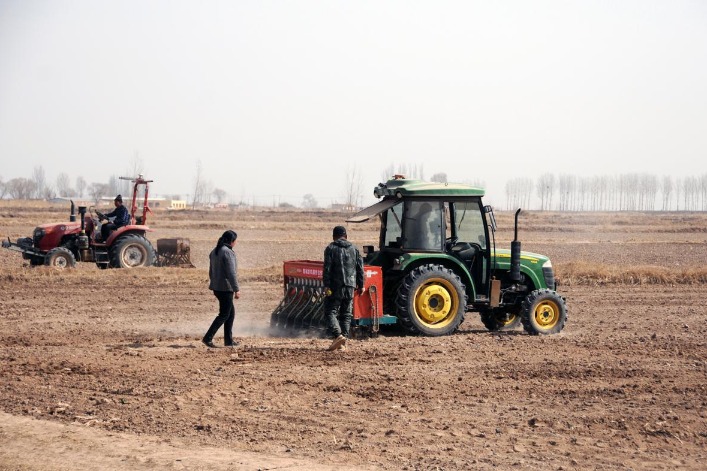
[450,242,478,266]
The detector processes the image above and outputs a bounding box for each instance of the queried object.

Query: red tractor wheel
[110,235,156,268]
[44,247,76,269]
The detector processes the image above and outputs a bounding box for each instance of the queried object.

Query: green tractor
[346,176,567,336]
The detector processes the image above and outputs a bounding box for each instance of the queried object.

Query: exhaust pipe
[70,200,76,222]
[510,208,521,282]
[78,206,87,233]
[77,207,90,257]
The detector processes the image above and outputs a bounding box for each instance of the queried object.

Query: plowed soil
[1,206,706,470]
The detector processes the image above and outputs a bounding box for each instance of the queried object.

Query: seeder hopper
[269,260,397,337]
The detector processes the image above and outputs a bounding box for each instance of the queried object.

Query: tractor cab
[348,178,495,305]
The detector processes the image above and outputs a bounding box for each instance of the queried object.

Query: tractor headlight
[33,228,45,245]
[542,260,556,290]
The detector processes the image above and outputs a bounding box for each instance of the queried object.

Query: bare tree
[557,174,576,211]
[302,193,318,209]
[42,184,57,200]
[121,152,144,197]
[213,188,228,204]
[683,176,699,211]
[660,176,673,211]
[344,165,364,209]
[505,178,533,210]
[127,152,144,177]
[32,166,46,199]
[192,160,205,209]
[0,176,6,199]
[6,178,37,199]
[107,175,119,196]
[76,176,87,198]
[56,173,75,197]
[430,172,448,183]
[381,163,424,181]
[88,182,110,204]
[536,173,555,210]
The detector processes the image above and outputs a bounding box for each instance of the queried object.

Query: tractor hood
[36,221,82,235]
[491,248,550,268]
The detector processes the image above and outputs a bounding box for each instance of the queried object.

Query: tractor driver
[99,194,131,241]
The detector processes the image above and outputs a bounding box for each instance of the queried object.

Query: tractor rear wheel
[395,264,467,336]
[44,247,76,269]
[520,289,567,335]
[110,235,156,268]
[480,308,522,331]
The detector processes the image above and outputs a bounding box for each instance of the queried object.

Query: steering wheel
[95,211,105,220]
[445,236,458,251]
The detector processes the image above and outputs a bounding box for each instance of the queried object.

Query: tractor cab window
[453,200,486,249]
[402,201,443,251]
[383,203,404,247]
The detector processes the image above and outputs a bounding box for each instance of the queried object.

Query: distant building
[330,203,358,211]
[167,200,187,210]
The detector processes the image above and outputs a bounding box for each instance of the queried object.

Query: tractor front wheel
[44,247,76,269]
[395,264,467,336]
[110,235,156,268]
[480,308,522,331]
[520,289,567,335]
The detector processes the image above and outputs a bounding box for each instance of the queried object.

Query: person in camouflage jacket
[323,225,364,351]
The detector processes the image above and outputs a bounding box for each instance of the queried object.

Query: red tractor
[2,175,157,269]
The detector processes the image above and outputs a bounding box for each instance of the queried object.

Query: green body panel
[393,252,478,299]
[491,249,551,290]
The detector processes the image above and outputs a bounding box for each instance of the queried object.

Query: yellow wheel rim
[414,278,459,327]
[534,300,559,329]
[499,313,518,326]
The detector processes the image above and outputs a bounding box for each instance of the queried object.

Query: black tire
[520,289,568,335]
[110,235,156,268]
[480,308,522,331]
[44,247,76,269]
[395,264,467,336]
[29,256,45,266]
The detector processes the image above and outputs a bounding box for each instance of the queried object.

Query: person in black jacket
[203,230,240,348]
[98,194,131,241]
[323,225,364,351]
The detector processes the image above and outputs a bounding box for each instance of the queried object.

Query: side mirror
[484,205,497,232]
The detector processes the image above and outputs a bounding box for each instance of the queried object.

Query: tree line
[506,173,707,211]
[4,164,706,212]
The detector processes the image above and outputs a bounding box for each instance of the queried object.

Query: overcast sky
[0,0,705,207]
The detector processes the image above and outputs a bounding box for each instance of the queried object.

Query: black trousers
[101,223,117,241]
[324,286,354,339]
[203,290,235,345]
